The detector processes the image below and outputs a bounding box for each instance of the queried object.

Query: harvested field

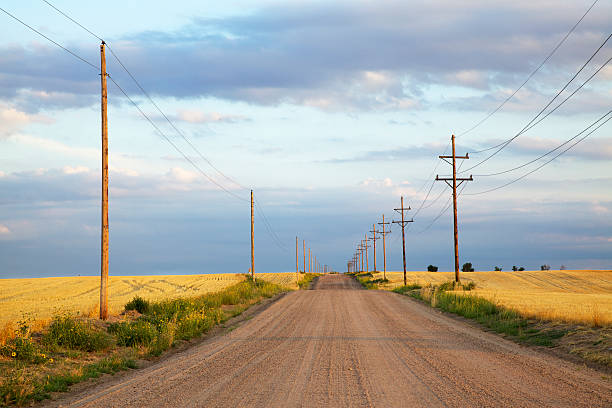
[0,272,300,328]
[379,270,612,325]
[0,274,245,325]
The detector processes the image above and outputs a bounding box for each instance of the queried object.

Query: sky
[0,0,611,278]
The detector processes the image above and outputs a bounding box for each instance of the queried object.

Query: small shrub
[462,281,476,291]
[494,266,502,271]
[43,315,112,352]
[427,265,438,272]
[541,264,550,271]
[461,262,474,272]
[518,267,525,271]
[108,320,157,347]
[124,296,150,314]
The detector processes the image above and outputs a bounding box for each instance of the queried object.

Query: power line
[253,194,289,252]
[457,0,600,138]
[7,5,293,257]
[2,3,236,199]
[107,76,249,201]
[417,183,469,234]
[41,0,249,191]
[464,113,611,196]
[0,6,99,71]
[41,0,104,42]
[461,33,611,173]
[474,110,612,177]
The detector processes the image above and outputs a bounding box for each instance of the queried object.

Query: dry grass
[256,272,301,289]
[0,274,246,328]
[380,270,612,326]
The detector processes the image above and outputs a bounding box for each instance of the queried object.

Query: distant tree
[427,265,438,272]
[541,264,550,271]
[512,266,518,271]
[462,262,474,272]
[560,265,566,270]
[494,266,502,271]
[518,267,525,271]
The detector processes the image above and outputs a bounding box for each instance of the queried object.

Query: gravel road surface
[49,274,611,407]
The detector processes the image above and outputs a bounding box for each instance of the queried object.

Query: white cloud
[0,224,10,235]
[0,104,53,138]
[175,110,249,124]
[62,166,89,175]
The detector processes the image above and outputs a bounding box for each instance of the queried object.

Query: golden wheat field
[0,272,301,327]
[378,270,612,325]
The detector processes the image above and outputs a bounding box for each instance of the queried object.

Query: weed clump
[124,296,150,314]
[297,273,320,289]
[108,320,157,347]
[0,319,46,364]
[43,314,112,352]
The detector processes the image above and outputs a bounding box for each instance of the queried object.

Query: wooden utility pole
[369,224,378,272]
[295,236,299,282]
[393,196,413,286]
[436,134,473,282]
[250,190,255,279]
[378,214,391,281]
[309,248,311,273]
[99,41,109,320]
[363,235,369,272]
[303,240,306,273]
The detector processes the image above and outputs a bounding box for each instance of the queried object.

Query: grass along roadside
[347,272,388,289]
[350,272,611,370]
[391,281,611,370]
[0,277,288,406]
[297,273,321,289]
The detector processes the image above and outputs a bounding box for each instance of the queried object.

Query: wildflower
[41,353,46,358]
[49,358,54,363]
[11,351,16,357]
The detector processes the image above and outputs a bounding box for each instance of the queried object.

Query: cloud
[327,142,447,163]
[0,103,53,138]
[1,1,609,112]
[0,224,10,235]
[174,110,250,124]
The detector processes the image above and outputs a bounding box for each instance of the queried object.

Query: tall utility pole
[378,214,391,281]
[100,41,109,320]
[358,244,364,272]
[309,248,312,274]
[295,236,299,281]
[250,190,254,279]
[393,196,413,286]
[363,235,369,272]
[436,134,473,283]
[369,224,378,272]
[303,240,306,273]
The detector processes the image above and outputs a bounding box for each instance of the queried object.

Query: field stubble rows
[380,270,612,325]
[0,273,300,328]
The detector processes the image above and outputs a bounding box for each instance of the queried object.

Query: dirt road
[49,274,611,407]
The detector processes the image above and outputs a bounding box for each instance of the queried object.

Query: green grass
[43,314,112,352]
[397,282,568,347]
[297,273,320,289]
[347,272,387,289]
[0,278,288,406]
[0,354,136,406]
